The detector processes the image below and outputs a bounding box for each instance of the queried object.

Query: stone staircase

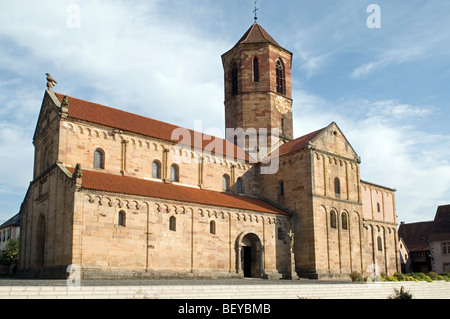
[0,281,449,299]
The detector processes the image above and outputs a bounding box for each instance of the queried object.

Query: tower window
[341,212,348,230]
[93,149,105,169]
[330,211,337,229]
[276,59,285,95]
[278,181,284,196]
[253,57,259,82]
[231,63,238,96]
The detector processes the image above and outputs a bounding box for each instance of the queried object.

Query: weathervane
[253,1,258,23]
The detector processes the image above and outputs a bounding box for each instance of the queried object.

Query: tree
[0,237,19,265]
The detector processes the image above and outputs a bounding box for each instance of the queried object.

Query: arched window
[210,221,216,235]
[278,181,284,196]
[222,174,230,191]
[278,227,283,240]
[341,212,348,230]
[42,146,51,171]
[253,57,259,82]
[93,149,105,169]
[152,160,161,179]
[169,216,176,232]
[276,59,285,95]
[377,236,383,251]
[231,63,238,96]
[237,177,243,194]
[118,211,126,227]
[330,211,337,229]
[170,164,179,182]
[334,177,341,196]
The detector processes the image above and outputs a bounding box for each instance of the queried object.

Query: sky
[0,0,449,224]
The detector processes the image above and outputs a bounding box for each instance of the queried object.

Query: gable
[310,122,359,159]
[33,90,62,142]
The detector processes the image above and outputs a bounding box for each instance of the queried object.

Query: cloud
[293,90,450,223]
[369,100,433,118]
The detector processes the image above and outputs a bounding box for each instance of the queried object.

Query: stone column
[260,243,267,279]
[288,229,298,279]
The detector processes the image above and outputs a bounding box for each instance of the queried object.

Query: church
[17,21,400,280]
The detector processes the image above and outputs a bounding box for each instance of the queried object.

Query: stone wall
[71,190,292,280]
[18,164,75,278]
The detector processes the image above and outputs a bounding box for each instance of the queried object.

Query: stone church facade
[18,23,400,280]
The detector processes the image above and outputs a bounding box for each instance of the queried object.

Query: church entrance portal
[239,233,263,278]
[243,246,252,277]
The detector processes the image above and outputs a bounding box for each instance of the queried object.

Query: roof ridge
[53,92,251,162]
[67,166,289,216]
[54,92,181,130]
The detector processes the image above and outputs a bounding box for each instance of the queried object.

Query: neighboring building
[429,205,450,273]
[17,22,399,280]
[0,213,20,252]
[398,204,450,274]
[398,221,433,273]
[398,237,411,273]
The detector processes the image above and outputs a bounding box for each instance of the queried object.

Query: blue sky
[0,0,449,224]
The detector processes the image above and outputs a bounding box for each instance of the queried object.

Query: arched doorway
[236,232,264,278]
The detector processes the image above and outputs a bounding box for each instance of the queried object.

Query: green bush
[349,271,364,282]
[388,286,413,299]
[0,238,19,265]
[385,275,398,282]
[428,272,438,280]
[394,273,405,281]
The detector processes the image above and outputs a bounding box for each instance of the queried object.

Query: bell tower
[221,22,293,159]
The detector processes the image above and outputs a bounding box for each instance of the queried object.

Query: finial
[45,73,57,91]
[253,1,258,23]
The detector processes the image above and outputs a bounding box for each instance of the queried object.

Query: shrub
[404,275,418,282]
[388,286,413,299]
[394,273,405,281]
[411,272,432,281]
[349,271,364,282]
[0,238,19,265]
[428,272,438,280]
[385,275,398,282]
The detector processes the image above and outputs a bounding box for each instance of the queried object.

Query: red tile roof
[67,167,289,216]
[54,92,250,162]
[237,23,282,48]
[398,221,433,252]
[398,205,450,250]
[262,127,326,161]
[277,128,326,157]
[430,204,450,241]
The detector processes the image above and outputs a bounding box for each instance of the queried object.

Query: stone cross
[288,229,294,252]
[253,1,258,23]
